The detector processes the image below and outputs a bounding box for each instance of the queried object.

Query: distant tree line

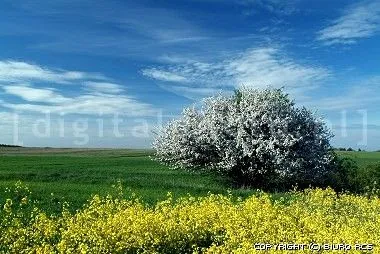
[0,144,22,148]
[336,147,365,152]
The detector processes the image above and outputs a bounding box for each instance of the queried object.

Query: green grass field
[0,148,256,212]
[336,150,380,167]
[1,147,380,213]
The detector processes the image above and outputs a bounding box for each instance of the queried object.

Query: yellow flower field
[1,185,379,253]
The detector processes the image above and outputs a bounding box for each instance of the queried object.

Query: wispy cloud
[84,82,124,94]
[2,93,154,116]
[3,84,70,104]
[142,69,188,82]
[115,6,206,44]
[0,60,155,116]
[227,48,329,88]
[2,1,208,57]
[0,60,106,84]
[198,0,299,15]
[236,0,299,15]
[317,0,380,45]
[142,47,330,99]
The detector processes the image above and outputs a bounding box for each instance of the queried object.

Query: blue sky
[0,0,379,149]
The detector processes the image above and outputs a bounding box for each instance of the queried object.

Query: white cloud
[3,84,71,104]
[317,1,380,45]
[227,48,329,88]
[0,60,107,84]
[142,69,187,82]
[142,47,330,98]
[85,82,124,94]
[2,93,154,116]
[0,60,156,117]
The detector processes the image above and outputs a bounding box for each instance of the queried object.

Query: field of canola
[1,182,379,253]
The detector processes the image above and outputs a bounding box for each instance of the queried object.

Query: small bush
[326,153,359,192]
[326,159,380,194]
[356,163,380,193]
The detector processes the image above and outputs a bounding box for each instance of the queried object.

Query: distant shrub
[355,163,380,193]
[326,158,380,194]
[153,88,335,190]
[326,154,359,192]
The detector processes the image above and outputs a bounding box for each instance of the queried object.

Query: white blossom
[153,88,334,188]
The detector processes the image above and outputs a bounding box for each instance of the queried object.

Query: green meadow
[0,148,255,212]
[336,150,380,167]
[0,147,379,213]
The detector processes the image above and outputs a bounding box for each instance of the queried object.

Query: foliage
[356,163,380,193]
[327,154,380,194]
[153,88,334,190]
[0,144,22,148]
[1,183,380,253]
[326,153,360,192]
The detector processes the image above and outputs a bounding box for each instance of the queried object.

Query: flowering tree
[153,88,334,190]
